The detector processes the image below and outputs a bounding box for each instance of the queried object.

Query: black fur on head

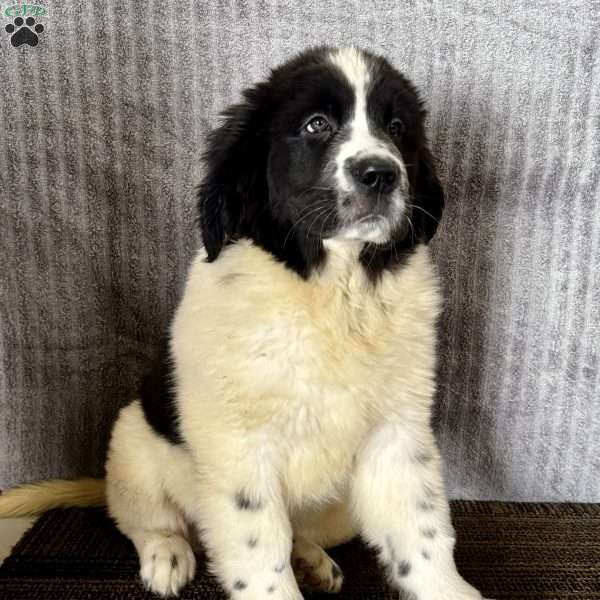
[198,46,444,280]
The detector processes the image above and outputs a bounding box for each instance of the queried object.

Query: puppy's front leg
[194,452,302,600]
[351,423,483,600]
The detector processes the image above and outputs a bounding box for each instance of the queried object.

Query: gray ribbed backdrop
[1,1,599,501]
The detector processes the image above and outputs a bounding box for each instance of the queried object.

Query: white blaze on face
[328,48,408,195]
[328,48,408,243]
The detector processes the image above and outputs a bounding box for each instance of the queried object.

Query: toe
[328,561,343,592]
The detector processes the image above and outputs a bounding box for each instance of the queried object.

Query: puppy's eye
[304,115,331,135]
[388,118,405,138]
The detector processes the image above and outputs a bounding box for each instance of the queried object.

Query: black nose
[350,157,399,194]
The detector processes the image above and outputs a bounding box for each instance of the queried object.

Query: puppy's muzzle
[340,155,403,226]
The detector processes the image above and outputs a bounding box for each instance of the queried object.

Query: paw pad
[5,16,44,48]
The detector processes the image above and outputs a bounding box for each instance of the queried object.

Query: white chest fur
[171,240,441,506]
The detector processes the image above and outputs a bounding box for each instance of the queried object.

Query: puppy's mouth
[292,189,406,245]
[333,213,394,244]
[330,190,407,244]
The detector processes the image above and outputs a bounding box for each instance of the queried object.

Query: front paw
[140,534,196,597]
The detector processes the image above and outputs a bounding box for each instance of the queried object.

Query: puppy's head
[198,47,443,279]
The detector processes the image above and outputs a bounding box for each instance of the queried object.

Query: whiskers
[283,187,336,247]
[404,201,441,244]
[407,202,440,224]
[405,213,416,244]
[311,205,338,242]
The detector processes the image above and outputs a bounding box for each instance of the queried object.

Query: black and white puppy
[106,46,485,600]
[0,46,485,600]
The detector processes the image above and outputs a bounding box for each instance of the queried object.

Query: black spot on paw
[233,579,247,590]
[420,527,437,539]
[247,537,258,548]
[152,553,157,561]
[274,562,286,573]
[5,16,44,47]
[170,554,178,569]
[421,549,431,560]
[417,500,435,511]
[235,492,262,511]
[267,585,276,593]
[397,560,411,577]
[331,564,342,579]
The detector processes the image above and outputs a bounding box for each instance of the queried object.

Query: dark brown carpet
[0,502,599,599]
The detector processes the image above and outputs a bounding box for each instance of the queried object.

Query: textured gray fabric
[0,1,598,501]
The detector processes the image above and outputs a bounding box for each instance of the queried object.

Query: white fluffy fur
[104,239,484,599]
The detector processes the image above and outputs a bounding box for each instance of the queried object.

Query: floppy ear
[197,86,269,261]
[412,146,445,243]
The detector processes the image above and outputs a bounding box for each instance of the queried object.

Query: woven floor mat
[0,502,599,599]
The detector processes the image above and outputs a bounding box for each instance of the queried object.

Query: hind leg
[106,401,197,597]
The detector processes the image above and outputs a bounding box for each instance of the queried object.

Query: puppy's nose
[350,157,399,194]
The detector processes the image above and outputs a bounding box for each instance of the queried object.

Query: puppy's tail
[0,478,106,518]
